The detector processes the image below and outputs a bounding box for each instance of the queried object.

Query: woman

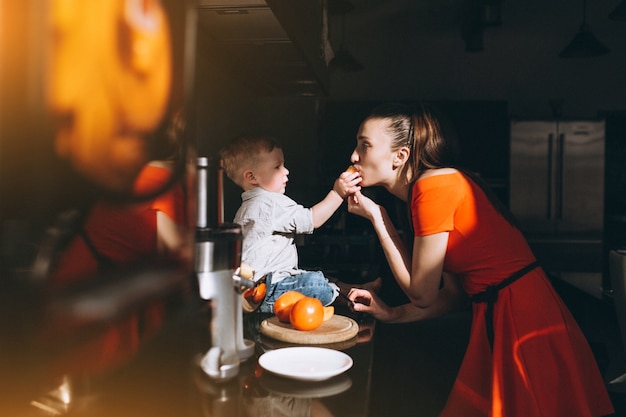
[46,111,192,377]
[346,103,614,417]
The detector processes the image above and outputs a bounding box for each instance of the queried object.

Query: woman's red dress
[411,172,614,417]
[47,165,186,377]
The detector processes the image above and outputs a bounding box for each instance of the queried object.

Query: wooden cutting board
[260,315,359,344]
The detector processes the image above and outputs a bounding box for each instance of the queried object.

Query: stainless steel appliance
[195,157,255,381]
[509,119,606,297]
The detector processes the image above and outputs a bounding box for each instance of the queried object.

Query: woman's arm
[347,191,412,289]
[156,211,192,262]
[348,273,468,323]
[347,190,450,308]
[406,233,449,307]
[348,191,411,264]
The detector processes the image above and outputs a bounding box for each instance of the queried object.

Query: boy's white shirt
[234,187,314,282]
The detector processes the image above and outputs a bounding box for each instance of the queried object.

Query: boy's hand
[334,166,361,199]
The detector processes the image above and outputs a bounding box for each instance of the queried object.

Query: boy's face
[249,148,289,193]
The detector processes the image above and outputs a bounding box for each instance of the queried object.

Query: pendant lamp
[559,0,609,58]
[328,0,363,72]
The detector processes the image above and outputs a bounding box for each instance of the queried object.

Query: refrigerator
[509,119,606,297]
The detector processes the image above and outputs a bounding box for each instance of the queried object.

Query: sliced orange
[323,306,334,321]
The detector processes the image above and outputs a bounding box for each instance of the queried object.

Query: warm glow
[45,0,173,192]
[492,367,503,417]
[513,324,567,386]
[59,375,72,405]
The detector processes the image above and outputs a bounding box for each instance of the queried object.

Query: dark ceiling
[197,0,330,97]
[195,0,626,99]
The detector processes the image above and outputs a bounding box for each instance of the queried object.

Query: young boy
[219,135,379,313]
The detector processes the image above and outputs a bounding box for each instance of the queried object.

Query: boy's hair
[219,136,282,188]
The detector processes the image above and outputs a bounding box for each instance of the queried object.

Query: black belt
[471,261,540,350]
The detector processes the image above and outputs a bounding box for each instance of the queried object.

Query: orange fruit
[289,297,324,331]
[323,306,334,322]
[253,283,267,303]
[243,282,266,304]
[273,291,306,323]
[243,288,253,301]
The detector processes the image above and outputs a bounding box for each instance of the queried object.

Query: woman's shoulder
[419,167,458,178]
[133,163,174,194]
[411,168,467,210]
[412,168,466,197]
[415,168,462,187]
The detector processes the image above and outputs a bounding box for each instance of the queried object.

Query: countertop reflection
[38,303,376,417]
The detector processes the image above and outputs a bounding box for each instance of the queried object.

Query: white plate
[258,347,353,381]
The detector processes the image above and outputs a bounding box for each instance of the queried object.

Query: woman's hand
[348,276,467,324]
[347,190,380,221]
[347,288,392,320]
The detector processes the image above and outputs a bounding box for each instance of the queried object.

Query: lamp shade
[329,49,363,72]
[559,24,610,58]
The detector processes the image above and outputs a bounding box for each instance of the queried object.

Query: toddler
[219,135,379,313]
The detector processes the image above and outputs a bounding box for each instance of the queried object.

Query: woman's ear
[393,147,410,168]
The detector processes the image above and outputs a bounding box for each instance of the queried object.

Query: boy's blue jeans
[258,271,337,313]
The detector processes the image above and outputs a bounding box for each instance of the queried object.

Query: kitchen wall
[194,0,626,223]
[195,55,325,221]
[325,0,626,119]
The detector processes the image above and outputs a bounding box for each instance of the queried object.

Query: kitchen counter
[24,302,376,417]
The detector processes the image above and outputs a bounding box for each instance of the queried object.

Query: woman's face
[45,0,172,191]
[350,117,399,188]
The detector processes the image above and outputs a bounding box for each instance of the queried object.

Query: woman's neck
[386,181,411,202]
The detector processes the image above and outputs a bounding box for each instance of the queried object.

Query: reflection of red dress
[49,165,186,376]
[52,165,185,283]
[411,172,613,417]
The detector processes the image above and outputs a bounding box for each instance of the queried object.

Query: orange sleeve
[410,175,464,236]
[134,165,185,224]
